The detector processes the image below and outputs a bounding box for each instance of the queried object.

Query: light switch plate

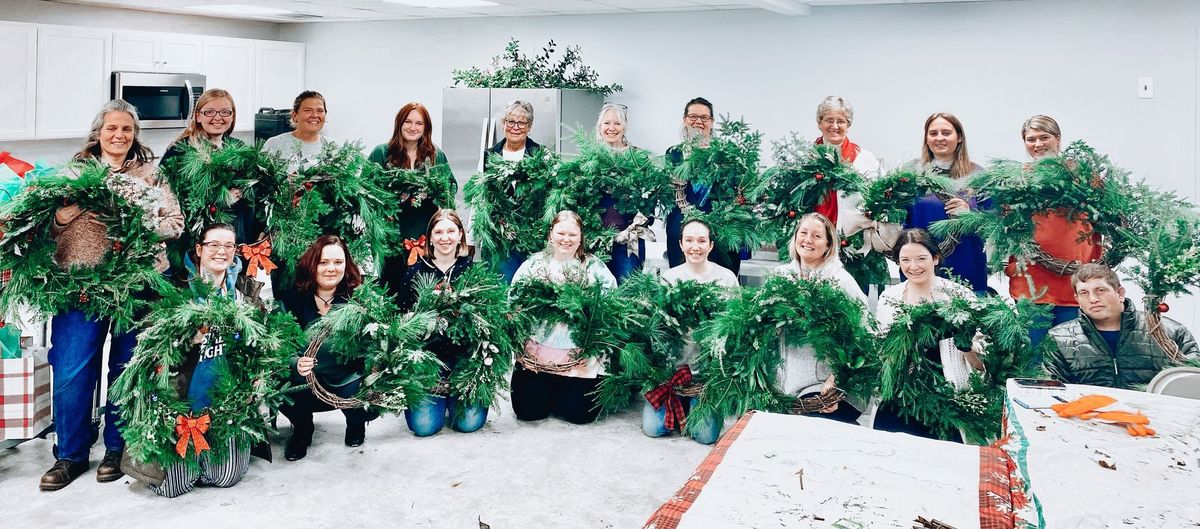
[1138,77,1154,99]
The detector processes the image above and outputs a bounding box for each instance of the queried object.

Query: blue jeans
[405,395,489,436]
[497,250,526,285]
[48,309,138,462]
[1028,305,1079,366]
[641,397,722,445]
[607,241,645,284]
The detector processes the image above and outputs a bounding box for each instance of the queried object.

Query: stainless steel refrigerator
[440,87,603,197]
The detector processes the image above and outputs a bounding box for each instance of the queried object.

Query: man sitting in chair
[1045,263,1199,389]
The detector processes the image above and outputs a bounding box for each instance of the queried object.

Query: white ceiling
[49,0,1007,22]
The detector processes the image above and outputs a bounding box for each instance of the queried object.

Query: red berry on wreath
[899,177,909,183]
[840,240,849,247]
[208,204,217,214]
[736,195,747,205]
[111,241,123,252]
[787,210,797,219]
[155,365,164,375]
[884,190,893,199]
[78,292,90,303]
[304,181,315,191]
[814,173,825,181]
[1157,303,1169,313]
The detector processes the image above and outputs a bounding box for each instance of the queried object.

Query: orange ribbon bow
[404,236,427,266]
[174,413,212,458]
[240,238,277,277]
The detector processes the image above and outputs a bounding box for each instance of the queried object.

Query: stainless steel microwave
[111,72,206,129]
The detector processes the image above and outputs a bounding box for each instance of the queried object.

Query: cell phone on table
[1013,378,1067,390]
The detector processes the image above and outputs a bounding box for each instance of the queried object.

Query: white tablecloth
[1002,380,1200,528]
[646,411,1006,529]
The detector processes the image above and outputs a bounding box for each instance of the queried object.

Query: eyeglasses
[202,241,237,253]
[504,119,531,130]
[685,114,712,124]
[199,109,234,118]
[820,117,849,127]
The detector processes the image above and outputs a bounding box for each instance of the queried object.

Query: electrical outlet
[1138,77,1154,99]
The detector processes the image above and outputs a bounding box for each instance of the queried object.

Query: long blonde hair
[173,89,237,147]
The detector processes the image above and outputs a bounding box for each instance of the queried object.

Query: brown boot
[96,450,125,483]
[39,459,89,491]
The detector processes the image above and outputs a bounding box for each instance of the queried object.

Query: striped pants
[150,436,250,498]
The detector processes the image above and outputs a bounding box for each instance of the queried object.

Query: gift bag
[0,346,52,441]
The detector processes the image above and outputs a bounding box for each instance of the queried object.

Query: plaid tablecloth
[645,411,1017,529]
[1001,380,1200,528]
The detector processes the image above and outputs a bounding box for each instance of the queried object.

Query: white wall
[0,0,279,39]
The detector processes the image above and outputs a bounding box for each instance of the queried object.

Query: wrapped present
[0,152,34,178]
[1,346,51,441]
[0,324,20,359]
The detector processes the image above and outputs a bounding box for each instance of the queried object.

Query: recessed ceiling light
[184,4,297,17]
[381,0,499,8]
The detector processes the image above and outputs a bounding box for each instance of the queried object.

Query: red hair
[294,235,363,296]
[385,102,438,169]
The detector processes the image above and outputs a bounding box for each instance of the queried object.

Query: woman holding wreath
[262,91,334,172]
[370,102,458,297]
[874,228,985,441]
[478,100,542,284]
[772,213,867,424]
[277,235,375,461]
[643,218,736,444]
[510,210,617,425]
[39,100,184,491]
[138,223,262,497]
[594,102,651,282]
[396,209,486,435]
[904,113,990,295]
[1004,116,1101,353]
[811,96,881,237]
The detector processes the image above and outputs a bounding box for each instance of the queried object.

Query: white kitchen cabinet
[255,40,305,111]
[0,22,38,141]
[114,31,202,74]
[201,37,257,132]
[36,25,113,139]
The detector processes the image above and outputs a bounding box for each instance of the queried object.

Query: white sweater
[512,252,617,378]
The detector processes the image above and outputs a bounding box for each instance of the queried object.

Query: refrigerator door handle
[479,117,492,173]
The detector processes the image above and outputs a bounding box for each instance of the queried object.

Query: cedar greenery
[930,141,1137,273]
[410,263,518,410]
[591,272,729,416]
[375,162,457,216]
[110,286,303,470]
[860,167,956,224]
[840,231,891,292]
[306,284,443,412]
[450,38,623,96]
[877,295,1047,444]
[686,274,878,434]
[159,139,262,237]
[463,148,561,266]
[754,133,864,246]
[262,141,399,282]
[0,161,174,332]
[673,117,765,253]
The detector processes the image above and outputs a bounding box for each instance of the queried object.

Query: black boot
[344,420,365,447]
[285,423,313,461]
[96,450,125,482]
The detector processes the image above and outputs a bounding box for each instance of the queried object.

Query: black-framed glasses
[504,119,531,130]
[201,241,237,253]
[200,109,234,118]
[685,114,712,123]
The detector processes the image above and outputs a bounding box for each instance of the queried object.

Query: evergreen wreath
[463,148,561,266]
[450,38,623,96]
[877,295,1046,444]
[686,274,878,435]
[930,141,1137,276]
[109,287,304,470]
[262,141,399,281]
[507,264,641,373]
[1124,196,1200,362]
[839,231,891,291]
[592,272,728,416]
[159,139,262,236]
[672,117,765,253]
[552,135,675,258]
[375,162,457,216]
[860,167,956,225]
[753,133,864,247]
[0,161,173,332]
[410,263,518,410]
[303,283,443,412]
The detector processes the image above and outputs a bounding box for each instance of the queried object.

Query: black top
[398,255,474,370]
[280,287,362,389]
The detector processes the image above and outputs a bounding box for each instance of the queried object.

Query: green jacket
[1045,299,1198,389]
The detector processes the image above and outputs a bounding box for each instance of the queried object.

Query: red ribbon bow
[644,365,694,432]
[240,238,277,277]
[404,236,427,266]
[174,413,212,458]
